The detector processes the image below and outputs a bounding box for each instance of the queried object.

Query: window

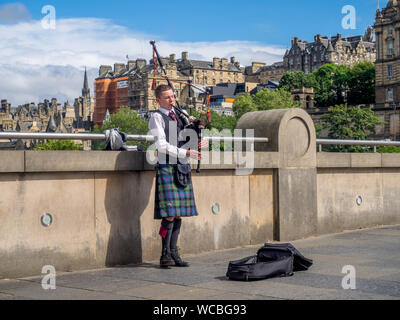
[388,42,393,55]
[305,66,309,74]
[388,89,393,101]
[389,27,393,36]
[305,55,308,63]
[388,65,393,78]
[321,53,325,62]
[313,55,317,63]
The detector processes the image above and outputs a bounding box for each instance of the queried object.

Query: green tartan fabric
[154,164,198,219]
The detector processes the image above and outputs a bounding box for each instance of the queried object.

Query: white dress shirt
[148,107,188,160]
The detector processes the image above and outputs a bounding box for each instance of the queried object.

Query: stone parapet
[1,108,400,278]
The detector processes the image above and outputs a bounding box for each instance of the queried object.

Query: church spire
[82,67,90,98]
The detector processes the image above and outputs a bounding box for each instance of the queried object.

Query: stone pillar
[236,108,317,241]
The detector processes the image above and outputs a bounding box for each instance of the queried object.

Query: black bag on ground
[257,243,313,272]
[226,242,312,281]
[226,255,294,281]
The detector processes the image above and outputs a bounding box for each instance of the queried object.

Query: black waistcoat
[156,108,185,164]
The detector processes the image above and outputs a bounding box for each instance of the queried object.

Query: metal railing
[317,138,400,152]
[0,132,269,143]
[2,132,399,152]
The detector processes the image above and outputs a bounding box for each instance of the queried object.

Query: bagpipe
[150,40,211,173]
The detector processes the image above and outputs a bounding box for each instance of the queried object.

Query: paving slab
[0,224,399,300]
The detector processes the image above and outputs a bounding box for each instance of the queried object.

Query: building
[291,87,315,109]
[0,70,93,149]
[250,80,280,95]
[245,61,285,83]
[283,29,376,74]
[94,52,245,126]
[374,0,400,140]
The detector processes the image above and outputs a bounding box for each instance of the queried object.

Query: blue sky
[0,0,385,105]
[2,0,380,46]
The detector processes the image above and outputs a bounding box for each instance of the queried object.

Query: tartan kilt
[154,164,199,219]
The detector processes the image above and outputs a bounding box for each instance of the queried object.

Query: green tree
[253,88,302,110]
[232,93,256,119]
[279,71,317,92]
[312,64,342,107]
[92,106,149,150]
[34,140,83,150]
[206,109,237,132]
[321,104,385,152]
[376,146,400,153]
[233,88,301,120]
[347,62,375,105]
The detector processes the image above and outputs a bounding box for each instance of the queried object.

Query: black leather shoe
[160,253,175,268]
[171,249,189,267]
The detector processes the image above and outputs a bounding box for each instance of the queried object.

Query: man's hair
[155,84,173,99]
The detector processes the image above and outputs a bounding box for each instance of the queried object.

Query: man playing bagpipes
[149,84,209,268]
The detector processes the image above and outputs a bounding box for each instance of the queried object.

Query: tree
[253,88,302,110]
[312,64,345,107]
[376,146,400,153]
[34,140,83,150]
[279,71,317,92]
[92,106,149,150]
[347,62,375,105]
[233,88,301,119]
[321,104,385,152]
[232,93,257,119]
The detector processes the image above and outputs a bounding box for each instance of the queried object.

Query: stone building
[283,29,376,73]
[0,70,93,149]
[245,61,285,83]
[374,0,400,140]
[291,87,315,109]
[94,52,245,126]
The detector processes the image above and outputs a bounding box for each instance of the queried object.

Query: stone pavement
[1,225,399,300]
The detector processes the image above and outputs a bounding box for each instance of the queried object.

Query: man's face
[156,89,175,110]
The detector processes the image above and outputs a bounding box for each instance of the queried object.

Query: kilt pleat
[154,164,198,219]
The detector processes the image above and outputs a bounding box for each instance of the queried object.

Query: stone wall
[1,109,400,278]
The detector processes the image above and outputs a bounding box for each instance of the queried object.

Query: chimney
[182,51,188,60]
[213,57,219,68]
[292,37,298,46]
[136,58,146,70]
[114,63,125,74]
[127,60,136,70]
[221,58,228,70]
[337,33,342,40]
[170,54,176,62]
[99,65,112,77]
[230,56,235,64]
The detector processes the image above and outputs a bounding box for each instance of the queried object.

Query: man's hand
[186,150,202,160]
[199,139,209,150]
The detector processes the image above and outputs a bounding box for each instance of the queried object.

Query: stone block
[25,151,144,172]
[0,151,24,172]
[317,152,351,168]
[351,153,381,168]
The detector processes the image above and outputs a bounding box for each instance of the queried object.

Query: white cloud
[0,17,285,106]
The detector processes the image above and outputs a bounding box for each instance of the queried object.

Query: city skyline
[0,0,384,105]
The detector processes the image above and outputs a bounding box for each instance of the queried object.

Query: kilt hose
[154,164,199,219]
